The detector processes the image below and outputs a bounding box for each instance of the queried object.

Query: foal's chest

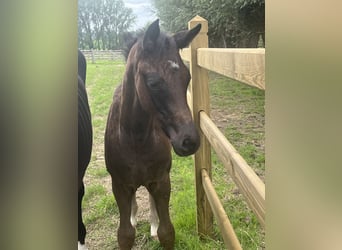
[110,135,172,182]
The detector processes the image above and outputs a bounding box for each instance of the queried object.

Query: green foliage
[151,0,264,47]
[78,0,136,49]
[235,0,265,9]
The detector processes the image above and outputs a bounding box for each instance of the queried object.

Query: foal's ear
[173,24,202,49]
[143,19,160,51]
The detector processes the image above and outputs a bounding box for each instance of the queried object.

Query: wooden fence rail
[200,111,265,226]
[183,16,265,249]
[181,48,265,90]
[202,169,242,250]
[80,49,124,63]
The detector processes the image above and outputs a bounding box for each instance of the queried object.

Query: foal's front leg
[147,175,175,250]
[112,181,136,250]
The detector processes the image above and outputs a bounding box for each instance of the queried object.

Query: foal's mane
[122,31,141,61]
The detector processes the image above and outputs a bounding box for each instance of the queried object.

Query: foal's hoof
[150,223,158,240]
[151,235,159,241]
[78,242,88,250]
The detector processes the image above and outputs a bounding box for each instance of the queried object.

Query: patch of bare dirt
[211,108,234,130]
[133,187,151,224]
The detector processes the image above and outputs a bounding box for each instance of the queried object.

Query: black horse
[78,50,93,250]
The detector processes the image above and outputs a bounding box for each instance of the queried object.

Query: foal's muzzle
[170,123,200,156]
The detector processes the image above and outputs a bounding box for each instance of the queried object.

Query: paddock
[80,16,265,249]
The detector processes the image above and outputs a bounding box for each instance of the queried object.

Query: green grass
[210,74,265,176]
[82,60,265,249]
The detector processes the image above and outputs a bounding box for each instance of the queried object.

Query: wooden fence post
[188,15,213,237]
[91,49,95,64]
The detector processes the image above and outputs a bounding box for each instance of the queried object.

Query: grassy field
[82,60,265,249]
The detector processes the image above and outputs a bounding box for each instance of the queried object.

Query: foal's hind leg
[149,194,159,238]
[147,175,175,250]
[112,181,136,250]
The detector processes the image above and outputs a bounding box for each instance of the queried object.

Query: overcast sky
[123,0,158,30]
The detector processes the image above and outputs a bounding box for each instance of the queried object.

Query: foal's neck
[119,66,154,141]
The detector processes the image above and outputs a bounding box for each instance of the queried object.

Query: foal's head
[126,20,201,156]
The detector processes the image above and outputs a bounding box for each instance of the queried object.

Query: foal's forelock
[126,35,190,118]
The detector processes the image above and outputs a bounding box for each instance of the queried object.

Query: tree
[78,0,94,49]
[151,0,264,48]
[78,0,136,50]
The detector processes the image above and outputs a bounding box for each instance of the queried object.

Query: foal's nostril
[172,134,199,156]
[182,138,194,150]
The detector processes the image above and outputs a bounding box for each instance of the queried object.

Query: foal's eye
[148,80,162,89]
[146,73,163,90]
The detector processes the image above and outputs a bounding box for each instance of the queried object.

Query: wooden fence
[181,16,265,249]
[80,50,124,63]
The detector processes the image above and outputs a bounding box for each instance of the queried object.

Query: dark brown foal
[105,20,201,249]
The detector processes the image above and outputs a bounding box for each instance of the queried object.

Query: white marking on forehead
[168,60,180,70]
